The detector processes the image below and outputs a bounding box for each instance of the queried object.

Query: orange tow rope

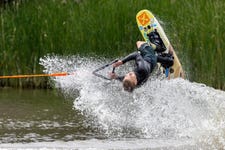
[0,72,69,79]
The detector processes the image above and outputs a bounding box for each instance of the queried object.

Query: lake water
[0,55,225,149]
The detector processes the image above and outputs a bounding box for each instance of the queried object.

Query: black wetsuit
[117,43,157,86]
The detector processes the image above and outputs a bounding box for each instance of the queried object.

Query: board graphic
[136,9,184,79]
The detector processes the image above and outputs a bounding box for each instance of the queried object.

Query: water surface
[0,88,99,143]
[0,55,225,149]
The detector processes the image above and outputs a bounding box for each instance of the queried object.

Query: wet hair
[123,78,136,92]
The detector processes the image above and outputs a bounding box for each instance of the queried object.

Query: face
[123,72,137,85]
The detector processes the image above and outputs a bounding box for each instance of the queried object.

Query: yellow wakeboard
[136,9,184,79]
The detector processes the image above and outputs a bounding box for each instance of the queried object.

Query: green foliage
[0,0,224,89]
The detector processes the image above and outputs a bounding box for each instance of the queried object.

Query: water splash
[40,55,225,148]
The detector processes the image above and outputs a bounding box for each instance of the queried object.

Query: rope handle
[92,59,118,80]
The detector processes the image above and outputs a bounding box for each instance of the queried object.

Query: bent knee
[136,41,146,49]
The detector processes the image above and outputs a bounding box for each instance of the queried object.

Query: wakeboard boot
[147,29,166,53]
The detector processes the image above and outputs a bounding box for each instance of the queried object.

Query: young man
[109,31,174,92]
[110,41,157,92]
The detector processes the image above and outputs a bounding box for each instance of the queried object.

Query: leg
[136,41,146,49]
[137,41,157,69]
[136,41,157,50]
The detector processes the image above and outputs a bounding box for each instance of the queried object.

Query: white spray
[40,55,225,148]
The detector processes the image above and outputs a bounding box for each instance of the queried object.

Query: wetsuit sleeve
[157,54,174,68]
[121,52,139,64]
[114,52,138,82]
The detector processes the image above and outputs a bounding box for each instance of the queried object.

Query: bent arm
[113,52,139,68]
[109,72,124,82]
[121,52,139,64]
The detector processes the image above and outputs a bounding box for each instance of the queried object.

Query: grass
[0,0,224,89]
